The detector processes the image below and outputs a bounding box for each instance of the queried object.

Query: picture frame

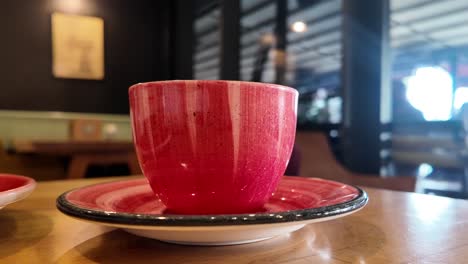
[51,12,104,80]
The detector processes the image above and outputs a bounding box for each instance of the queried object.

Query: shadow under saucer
[0,209,53,259]
[55,216,386,264]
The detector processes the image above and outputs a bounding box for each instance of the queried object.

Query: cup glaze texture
[129,80,298,214]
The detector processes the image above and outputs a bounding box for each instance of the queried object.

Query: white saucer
[57,176,368,245]
[0,174,36,209]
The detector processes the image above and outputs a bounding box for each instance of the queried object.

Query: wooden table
[10,140,141,179]
[2,176,468,263]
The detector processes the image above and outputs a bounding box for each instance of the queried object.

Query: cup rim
[129,80,298,95]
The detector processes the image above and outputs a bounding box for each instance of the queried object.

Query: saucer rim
[0,174,36,207]
[0,174,36,194]
[56,176,368,227]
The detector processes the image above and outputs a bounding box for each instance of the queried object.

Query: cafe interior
[2,0,468,262]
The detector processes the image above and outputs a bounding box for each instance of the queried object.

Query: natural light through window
[404,66,453,121]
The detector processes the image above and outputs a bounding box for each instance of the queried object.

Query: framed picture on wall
[51,12,104,80]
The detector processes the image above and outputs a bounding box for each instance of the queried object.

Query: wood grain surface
[1,176,468,263]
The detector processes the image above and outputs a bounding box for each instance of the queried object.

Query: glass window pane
[391,0,468,122]
[287,0,343,125]
[194,4,220,80]
[240,0,276,82]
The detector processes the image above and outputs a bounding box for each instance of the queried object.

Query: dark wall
[0,0,171,114]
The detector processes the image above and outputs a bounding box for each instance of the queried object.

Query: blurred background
[1,0,468,198]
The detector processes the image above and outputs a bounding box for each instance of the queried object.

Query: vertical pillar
[274,0,287,84]
[220,0,240,80]
[172,0,194,79]
[341,0,390,174]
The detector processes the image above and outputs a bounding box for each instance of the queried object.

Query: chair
[392,121,467,197]
[0,140,65,181]
[66,119,141,179]
[294,132,416,192]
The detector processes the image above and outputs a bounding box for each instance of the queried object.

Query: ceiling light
[291,21,307,33]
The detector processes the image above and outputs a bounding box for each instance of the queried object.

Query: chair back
[295,132,416,192]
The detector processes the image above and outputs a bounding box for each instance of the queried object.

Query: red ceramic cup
[129,80,298,214]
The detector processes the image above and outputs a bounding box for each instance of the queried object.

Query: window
[193,3,220,80]
[391,0,468,122]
